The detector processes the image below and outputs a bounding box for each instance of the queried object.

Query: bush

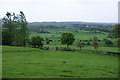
[86,42,91,45]
[104,38,113,46]
[30,36,44,48]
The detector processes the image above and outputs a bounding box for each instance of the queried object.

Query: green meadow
[2,46,118,78]
[30,28,119,53]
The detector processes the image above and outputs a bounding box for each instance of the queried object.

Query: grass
[43,44,119,53]
[30,29,120,53]
[31,29,107,40]
[2,46,118,78]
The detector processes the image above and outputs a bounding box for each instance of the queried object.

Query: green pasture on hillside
[30,29,107,44]
[30,29,119,53]
[30,29,107,40]
[2,46,118,78]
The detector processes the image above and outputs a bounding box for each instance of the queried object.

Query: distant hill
[28,21,117,29]
[29,21,117,24]
[28,21,117,34]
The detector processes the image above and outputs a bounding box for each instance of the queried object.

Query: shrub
[30,36,44,48]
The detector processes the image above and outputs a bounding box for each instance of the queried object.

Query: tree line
[2,11,29,46]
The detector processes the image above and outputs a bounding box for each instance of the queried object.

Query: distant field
[31,29,107,40]
[2,46,118,78]
[29,28,120,53]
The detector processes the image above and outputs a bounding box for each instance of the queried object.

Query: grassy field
[31,29,107,40]
[2,46,118,78]
[30,28,120,53]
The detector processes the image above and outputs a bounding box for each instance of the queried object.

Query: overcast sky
[0,0,119,23]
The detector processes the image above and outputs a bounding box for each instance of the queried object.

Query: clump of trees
[2,11,29,46]
[110,24,120,38]
[110,24,120,47]
[30,36,44,48]
[61,32,75,47]
[103,38,113,46]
